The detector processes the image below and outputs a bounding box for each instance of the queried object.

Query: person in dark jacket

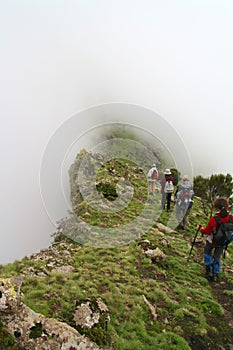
[199,197,231,282]
[160,169,174,212]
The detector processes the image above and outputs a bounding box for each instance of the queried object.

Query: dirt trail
[210,265,233,329]
[188,238,233,350]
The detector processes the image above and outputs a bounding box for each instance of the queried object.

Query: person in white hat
[147,163,158,195]
[160,169,174,211]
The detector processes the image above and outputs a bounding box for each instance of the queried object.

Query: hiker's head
[182,175,189,181]
[152,163,156,167]
[214,197,229,217]
[164,169,171,176]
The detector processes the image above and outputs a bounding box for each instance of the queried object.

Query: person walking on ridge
[147,163,158,195]
[198,197,232,282]
[160,169,174,212]
[175,175,194,229]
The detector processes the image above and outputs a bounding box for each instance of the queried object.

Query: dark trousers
[204,241,224,263]
[161,193,172,211]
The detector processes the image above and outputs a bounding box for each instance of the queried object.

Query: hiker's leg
[183,208,190,227]
[167,193,172,211]
[161,193,166,209]
[151,180,155,193]
[176,207,185,229]
[182,212,187,228]
[148,181,153,194]
[204,241,214,276]
[176,205,182,224]
[213,246,224,278]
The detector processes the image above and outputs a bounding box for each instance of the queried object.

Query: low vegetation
[0,152,233,349]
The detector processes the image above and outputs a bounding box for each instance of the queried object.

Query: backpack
[164,180,174,193]
[177,187,193,210]
[213,215,233,247]
[152,169,158,179]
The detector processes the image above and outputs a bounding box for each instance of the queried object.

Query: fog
[0,0,233,264]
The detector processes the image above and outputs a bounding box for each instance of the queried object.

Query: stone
[0,277,106,349]
[144,248,167,262]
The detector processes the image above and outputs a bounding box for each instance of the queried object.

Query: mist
[0,0,233,264]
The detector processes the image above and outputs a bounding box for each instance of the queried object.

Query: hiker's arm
[200,217,216,235]
[147,169,152,178]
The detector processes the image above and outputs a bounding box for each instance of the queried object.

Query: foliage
[170,168,180,186]
[194,173,233,216]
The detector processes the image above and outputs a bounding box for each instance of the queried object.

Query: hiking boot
[213,275,219,283]
[205,266,213,280]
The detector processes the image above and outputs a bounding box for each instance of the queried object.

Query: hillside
[0,150,233,350]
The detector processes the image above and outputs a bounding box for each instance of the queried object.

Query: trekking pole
[223,243,229,259]
[187,225,201,262]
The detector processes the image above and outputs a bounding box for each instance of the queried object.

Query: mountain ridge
[0,150,233,350]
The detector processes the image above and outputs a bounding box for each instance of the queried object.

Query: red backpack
[152,169,158,179]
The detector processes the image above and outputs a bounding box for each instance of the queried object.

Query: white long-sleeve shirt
[147,166,158,180]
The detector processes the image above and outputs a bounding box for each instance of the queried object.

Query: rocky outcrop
[74,298,110,329]
[144,247,167,262]
[138,239,167,263]
[0,277,107,350]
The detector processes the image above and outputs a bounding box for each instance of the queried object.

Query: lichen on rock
[0,277,105,349]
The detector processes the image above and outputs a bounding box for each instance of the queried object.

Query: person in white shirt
[147,163,158,195]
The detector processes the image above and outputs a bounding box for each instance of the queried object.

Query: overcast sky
[0,0,233,264]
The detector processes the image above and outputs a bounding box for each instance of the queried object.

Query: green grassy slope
[0,154,232,350]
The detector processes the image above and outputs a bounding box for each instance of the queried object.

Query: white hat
[164,169,171,175]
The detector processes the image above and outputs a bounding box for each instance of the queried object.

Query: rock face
[0,277,106,350]
[57,149,155,248]
[74,298,110,329]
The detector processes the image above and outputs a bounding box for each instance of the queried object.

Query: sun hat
[164,169,171,175]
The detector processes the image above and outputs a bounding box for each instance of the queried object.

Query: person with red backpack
[147,163,158,195]
[160,169,174,211]
[198,197,233,282]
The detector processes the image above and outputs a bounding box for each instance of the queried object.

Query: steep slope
[0,151,233,350]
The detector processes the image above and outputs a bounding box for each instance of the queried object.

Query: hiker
[160,169,174,211]
[147,163,158,195]
[198,197,232,282]
[175,175,194,229]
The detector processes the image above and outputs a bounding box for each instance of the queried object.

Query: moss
[0,322,20,349]
[29,323,43,339]
[154,331,191,350]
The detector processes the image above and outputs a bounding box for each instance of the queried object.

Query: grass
[1,222,232,349]
[1,154,233,349]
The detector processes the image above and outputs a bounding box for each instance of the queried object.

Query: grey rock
[0,277,107,350]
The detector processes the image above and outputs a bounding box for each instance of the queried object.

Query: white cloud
[0,0,232,263]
